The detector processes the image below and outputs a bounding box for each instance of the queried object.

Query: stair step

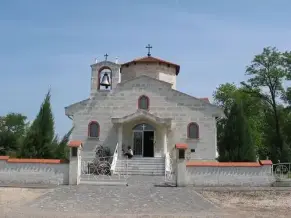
[117,160,164,163]
[114,172,164,176]
[116,163,165,166]
[115,168,164,171]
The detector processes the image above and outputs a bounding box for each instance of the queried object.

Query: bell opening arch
[98,66,112,90]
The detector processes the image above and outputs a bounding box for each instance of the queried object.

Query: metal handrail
[110,142,119,173]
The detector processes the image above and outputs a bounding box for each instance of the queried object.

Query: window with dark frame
[138,95,149,110]
[188,122,199,139]
[179,149,185,159]
[88,121,100,138]
[72,147,78,157]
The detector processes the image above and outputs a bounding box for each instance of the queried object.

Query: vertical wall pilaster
[175,143,188,187]
[117,124,123,158]
[68,141,82,185]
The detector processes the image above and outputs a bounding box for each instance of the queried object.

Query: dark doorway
[143,131,154,157]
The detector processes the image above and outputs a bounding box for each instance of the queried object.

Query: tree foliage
[218,100,256,162]
[0,113,28,156]
[19,90,71,159]
[215,47,291,163]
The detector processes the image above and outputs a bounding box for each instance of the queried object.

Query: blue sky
[1,0,291,136]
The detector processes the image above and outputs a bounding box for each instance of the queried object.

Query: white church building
[65,46,223,175]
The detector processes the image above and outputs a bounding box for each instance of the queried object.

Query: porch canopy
[111,110,172,157]
[111,109,172,127]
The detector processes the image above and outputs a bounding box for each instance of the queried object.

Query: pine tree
[55,127,74,160]
[218,100,256,162]
[20,90,55,158]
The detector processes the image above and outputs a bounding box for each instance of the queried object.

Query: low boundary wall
[186,160,275,187]
[0,156,69,185]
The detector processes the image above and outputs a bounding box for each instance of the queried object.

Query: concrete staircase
[114,157,165,176]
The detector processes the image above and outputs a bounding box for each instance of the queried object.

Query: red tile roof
[199,98,210,103]
[175,143,188,149]
[259,160,273,165]
[68,140,83,147]
[121,56,180,75]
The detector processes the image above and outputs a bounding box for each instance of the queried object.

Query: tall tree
[213,83,265,159]
[20,91,55,158]
[218,100,256,162]
[0,113,27,156]
[55,127,74,160]
[241,47,291,162]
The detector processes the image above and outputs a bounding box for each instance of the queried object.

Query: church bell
[100,72,111,89]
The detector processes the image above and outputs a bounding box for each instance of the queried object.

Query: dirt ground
[198,189,291,217]
[0,187,291,217]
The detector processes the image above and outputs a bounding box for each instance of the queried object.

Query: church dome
[121,56,180,75]
[120,55,179,89]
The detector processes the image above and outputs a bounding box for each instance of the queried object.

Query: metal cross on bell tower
[104,53,109,61]
[146,44,152,57]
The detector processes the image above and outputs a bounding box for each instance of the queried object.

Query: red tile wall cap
[175,143,188,149]
[259,160,273,165]
[0,156,9,160]
[187,161,261,167]
[68,140,83,147]
[6,158,67,164]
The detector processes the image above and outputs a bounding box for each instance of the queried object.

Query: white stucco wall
[0,160,69,185]
[186,165,275,187]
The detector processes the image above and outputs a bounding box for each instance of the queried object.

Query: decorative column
[175,143,188,187]
[162,127,167,156]
[68,140,83,185]
[118,124,123,158]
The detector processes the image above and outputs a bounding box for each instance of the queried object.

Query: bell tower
[90,54,120,95]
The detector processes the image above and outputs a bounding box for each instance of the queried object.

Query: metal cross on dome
[146,44,152,57]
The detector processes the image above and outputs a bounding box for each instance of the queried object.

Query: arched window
[187,122,199,139]
[138,95,149,110]
[88,121,100,138]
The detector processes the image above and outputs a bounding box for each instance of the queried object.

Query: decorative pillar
[118,124,123,158]
[162,127,167,156]
[175,143,188,187]
[68,140,83,185]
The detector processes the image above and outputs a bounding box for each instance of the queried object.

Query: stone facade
[65,57,223,161]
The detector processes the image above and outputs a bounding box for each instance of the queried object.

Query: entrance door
[132,123,155,157]
[133,131,143,156]
[143,131,154,157]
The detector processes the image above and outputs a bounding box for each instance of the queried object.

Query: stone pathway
[25,176,217,215]
[5,176,288,217]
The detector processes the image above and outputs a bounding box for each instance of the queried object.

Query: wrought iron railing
[110,142,119,173]
[165,152,176,185]
[272,162,291,181]
[80,144,128,181]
